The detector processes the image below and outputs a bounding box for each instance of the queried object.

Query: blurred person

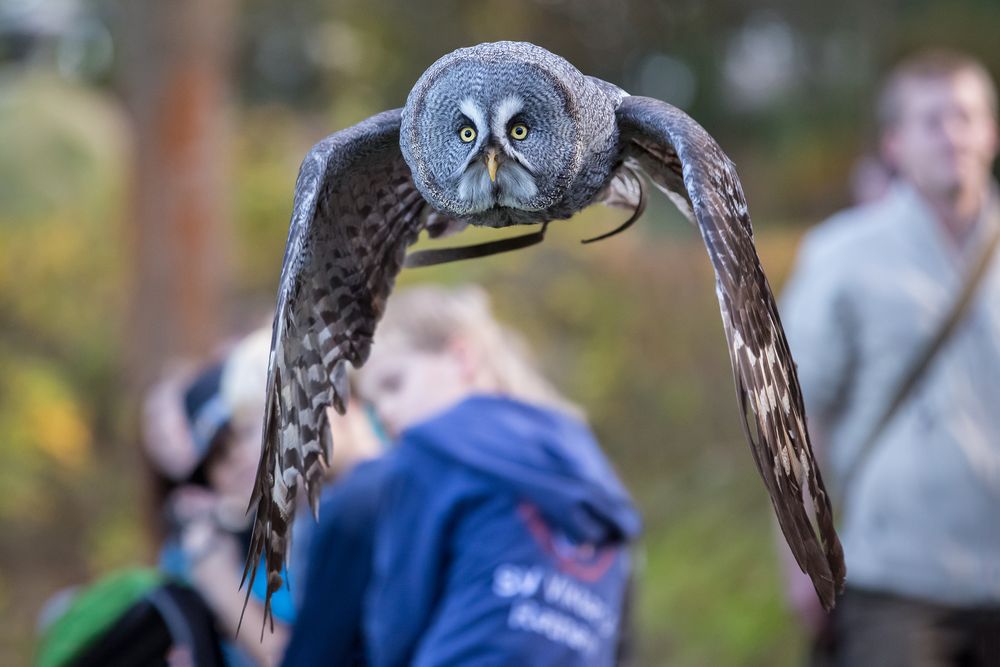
[781,50,1000,665]
[216,327,383,598]
[848,154,894,205]
[34,554,224,667]
[282,284,641,667]
[285,400,383,610]
[152,332,295,666]
[278,405,388,667]
[35,339,288,667]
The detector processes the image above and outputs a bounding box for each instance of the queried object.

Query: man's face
[882,71,998,199]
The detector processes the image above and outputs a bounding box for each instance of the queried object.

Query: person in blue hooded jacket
[281,284,641,667]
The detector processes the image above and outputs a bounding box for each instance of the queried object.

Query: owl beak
[485,149,499,183]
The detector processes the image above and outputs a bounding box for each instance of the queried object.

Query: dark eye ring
[509,123,529,140]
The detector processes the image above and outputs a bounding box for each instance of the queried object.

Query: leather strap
[404,188,649,268]
[404,222,550,268]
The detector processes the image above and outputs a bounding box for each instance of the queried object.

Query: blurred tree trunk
[121,0,236,391]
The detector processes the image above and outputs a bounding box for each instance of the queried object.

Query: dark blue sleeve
[281,464,383,667]
[365,452,459,666]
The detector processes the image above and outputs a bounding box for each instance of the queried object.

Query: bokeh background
[2,0,998,664]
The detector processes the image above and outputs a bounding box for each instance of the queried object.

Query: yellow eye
[459,126,477,143]
[509,123,529,140]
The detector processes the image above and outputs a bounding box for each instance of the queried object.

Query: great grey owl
[241,41,845,627]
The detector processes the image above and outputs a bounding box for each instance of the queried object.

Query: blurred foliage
[0,73,144,665]
[2,0,1000,664]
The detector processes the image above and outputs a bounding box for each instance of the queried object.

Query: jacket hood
[400,394,641,544]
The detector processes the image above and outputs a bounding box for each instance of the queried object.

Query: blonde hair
[369,284,583,420]
[220,326,271,425]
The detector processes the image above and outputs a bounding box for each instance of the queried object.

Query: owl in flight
[242,41,845,627]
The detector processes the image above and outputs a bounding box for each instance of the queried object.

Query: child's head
[358,284,579,436]
[142,331,268,515]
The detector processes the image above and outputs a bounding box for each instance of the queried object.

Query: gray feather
[240,109,447,632]
[614,95,846,610]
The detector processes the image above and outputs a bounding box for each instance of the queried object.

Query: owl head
[401,41,617,223]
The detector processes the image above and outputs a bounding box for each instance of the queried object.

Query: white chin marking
[456,160,538,212]
[497,162,538,205]
[457,163,494,211]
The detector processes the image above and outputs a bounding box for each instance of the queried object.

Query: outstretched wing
[615,95,846,609]
[241,109,438,630]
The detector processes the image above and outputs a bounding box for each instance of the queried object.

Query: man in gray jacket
[781,51,1000,665]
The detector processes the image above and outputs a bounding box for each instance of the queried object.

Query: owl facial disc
[452,95,540,212]
[401,42,585,224]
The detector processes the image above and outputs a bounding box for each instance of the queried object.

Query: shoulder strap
[837,210,1000,514]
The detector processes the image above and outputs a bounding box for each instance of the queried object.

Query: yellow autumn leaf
[27,397,92,471]
[2,358,93,471]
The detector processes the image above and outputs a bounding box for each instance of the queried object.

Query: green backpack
[35,568,165,667]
